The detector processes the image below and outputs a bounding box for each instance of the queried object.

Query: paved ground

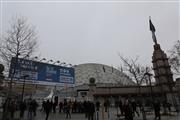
[1,107,180,120]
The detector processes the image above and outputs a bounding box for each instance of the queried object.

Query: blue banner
[9,57,75,85]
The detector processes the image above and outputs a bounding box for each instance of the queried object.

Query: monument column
[149,18,179,111]
[150,18,174,90]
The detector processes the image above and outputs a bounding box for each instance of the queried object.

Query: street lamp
[40,58,46,62]
[60,62,66,66]
[53,60,60,64]
[21,75,29,102]
[65,64,73,67]
[47,59,53,63]
[32,56,38,61]
[144,72,153,102]
[9,52,20,95]
[34,56,38,59]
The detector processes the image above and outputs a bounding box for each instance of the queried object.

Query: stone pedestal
[88,77,96,101]
[152,44,173,86]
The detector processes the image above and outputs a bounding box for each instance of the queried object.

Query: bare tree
[118,55,152,87]
[169,40,180,75]
[0,16,38,70]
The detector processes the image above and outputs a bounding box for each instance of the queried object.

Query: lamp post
[63,63,72,67]
[47,59,53,63]
[9,53,20,94]
[60,62,66,66]
[140,70,153,120]
[144,72,153,102]
[32,56,38,61]
[21,75,29,102]
[53,60,60,65]
[40,58,46,62]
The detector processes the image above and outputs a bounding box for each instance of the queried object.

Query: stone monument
[150,18,179,111]
[150,18,174,88]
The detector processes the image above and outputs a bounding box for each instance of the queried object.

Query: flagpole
[151,31,157,45]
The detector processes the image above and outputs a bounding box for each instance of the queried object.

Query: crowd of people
[2,98,38,120]
[1,97,173,120]
[1,98,97,120]
[41,99,96,120]
[113,98,173,120]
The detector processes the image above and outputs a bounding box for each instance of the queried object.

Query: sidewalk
[0,107,180,120]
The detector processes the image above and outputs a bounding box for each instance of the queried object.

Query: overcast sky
[1,0,179,69]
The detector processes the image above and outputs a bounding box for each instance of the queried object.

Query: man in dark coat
[119,99,123,115]
[44,100,51,120]
[96,100,100,120]
[154,100,161,120]
[123,99,133,120]
[104,100,108,112]
[83,100,88,118]
[96,100,100,111]
[53,102,56,113]
[9,100,16,119]
[131,99,139,117]
[59,101,63,113]
[19,101,27,119]
[87,101,95,120]
[32,99,38,116]
[65,102,71,119]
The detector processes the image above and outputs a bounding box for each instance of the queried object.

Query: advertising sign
[9,57,75,86]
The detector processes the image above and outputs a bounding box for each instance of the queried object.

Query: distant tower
[149,18,174,88]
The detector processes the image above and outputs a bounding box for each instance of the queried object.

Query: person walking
[119,99,124,115]
[41,100,46,112]
[10,100,16,120]
[19,100,27,119]
[131,99,139,117]
[44,100,51,120]
[27,99,34,120]
[32,99,38,116]
[96,100,100,111]
[123,99,133,120]
[83,100,88,118]
[53,102,56,113]
[104,100,108,112]
[154,100,161,120]
[95,100,100,120]
[59,101,63,113]
[66,101,71,119]
[87,101,95,120]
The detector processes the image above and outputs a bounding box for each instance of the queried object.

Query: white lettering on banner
[20,70,38,80]
[60,68,70,76]
[60,76,73,83]
[46,66,56,74]
[35,81,74,87]
[18,59,38,71]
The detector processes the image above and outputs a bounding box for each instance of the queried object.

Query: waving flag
[149,17,156,32]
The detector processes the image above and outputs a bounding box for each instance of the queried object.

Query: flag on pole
[149,17,156,32]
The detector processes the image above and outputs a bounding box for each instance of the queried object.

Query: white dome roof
[74,63,135,86]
